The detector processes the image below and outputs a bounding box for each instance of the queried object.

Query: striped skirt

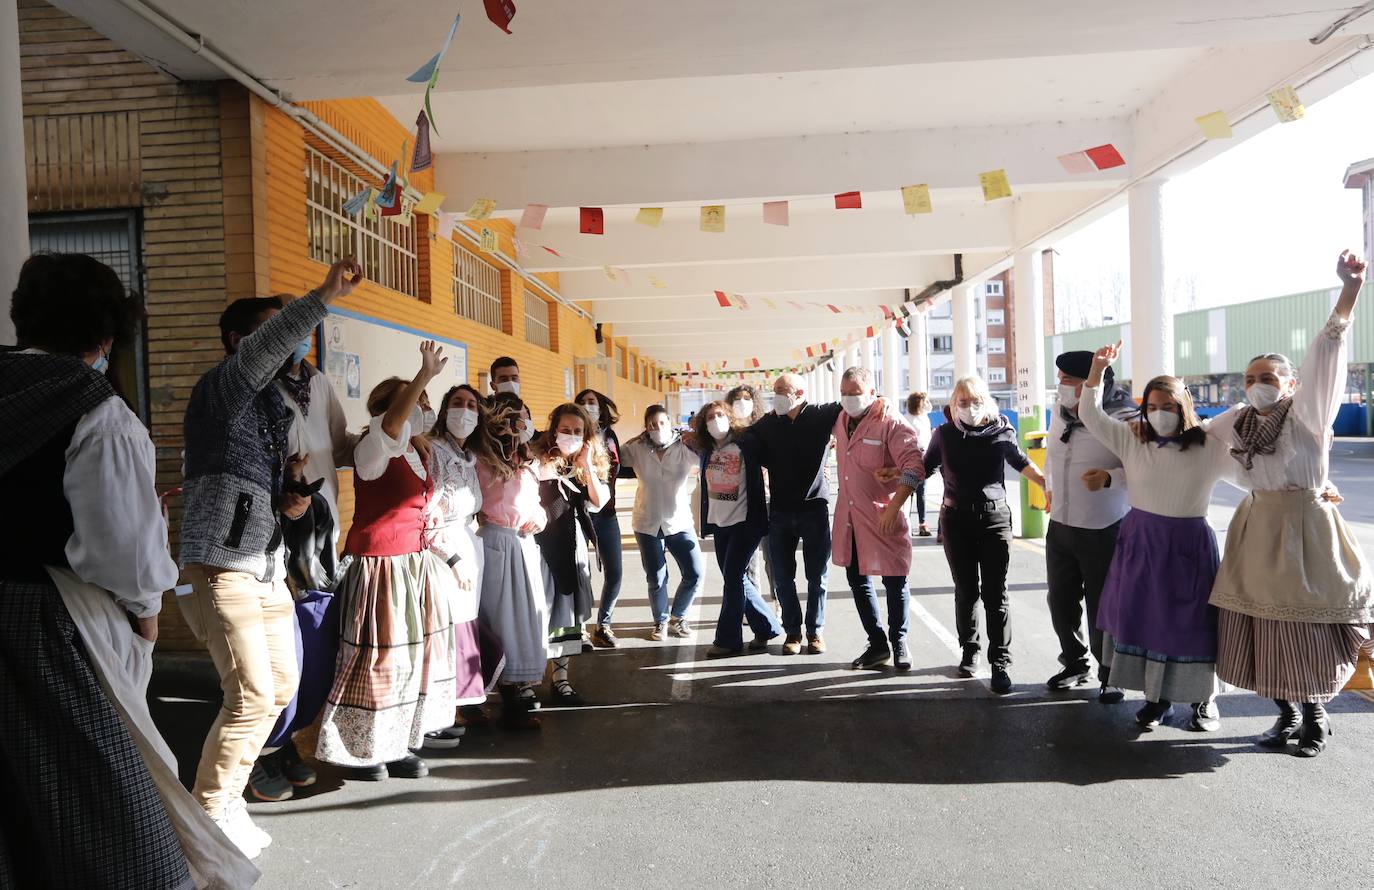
[316,551,459,766]
[1217,609,1374,703]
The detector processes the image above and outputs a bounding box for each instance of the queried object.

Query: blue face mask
[292,338,312,366]
[91,348,109,375]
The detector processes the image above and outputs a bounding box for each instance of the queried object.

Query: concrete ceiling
[60,1,1374,371]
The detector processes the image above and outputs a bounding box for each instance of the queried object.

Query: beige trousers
[184,564,298,817]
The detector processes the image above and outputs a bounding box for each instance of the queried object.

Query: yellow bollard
[1024,430,1048,512]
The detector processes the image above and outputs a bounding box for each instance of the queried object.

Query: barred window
[306,148,417,297]
[524,290,551,349]
[455,247,501,329]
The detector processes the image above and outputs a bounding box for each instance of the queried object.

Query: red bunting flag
[834,191,862,209]
[484,0,516,33]
[826,304,841,313]
[715,291,732,308]
[1085,143,1126,170]
[880,305,894,320]
[579,207,604,235]
[806,346,815,358]
[541,245,562,257]
[866,326,875,338]
[751,358,760,368]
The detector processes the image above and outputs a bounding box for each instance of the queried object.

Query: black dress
[535,469,598,655]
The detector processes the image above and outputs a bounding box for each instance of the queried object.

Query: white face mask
[1147,409,1181,437]
[649,426,672,446]
[1057,384,1081,409]
[580,402,601,422]
[516,419,535,444]
[408,405,432,433]
[840,394,871,418]
[955,405,978,426]
[708,416,731,439]
[731,400,753,419]
[556,432,583,456]
[1246,383,1283,412]
[772,393,795,415]
[446,407,478,440]
[494,380,520,396]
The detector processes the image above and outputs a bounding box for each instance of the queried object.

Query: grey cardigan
[179,291,327,580]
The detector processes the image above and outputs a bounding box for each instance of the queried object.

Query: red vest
[343,453,430,557]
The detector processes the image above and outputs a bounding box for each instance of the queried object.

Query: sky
[1051,70,1374,331]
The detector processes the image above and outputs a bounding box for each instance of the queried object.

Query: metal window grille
[306,148,417,298]
[454,247,502,329]
[523,290,551,348]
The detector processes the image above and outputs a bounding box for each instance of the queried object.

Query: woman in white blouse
[1079,346,1234,732]
[1209,251,1374,757]
[316,342,464,780]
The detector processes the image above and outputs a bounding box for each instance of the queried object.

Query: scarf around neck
[1229,398,1292,469]
[277,362,312,417]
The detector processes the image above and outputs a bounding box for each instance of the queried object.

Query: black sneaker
[1098,684,1125,705]
[278,739,317,787]
[957,651,980,678]
[248,752,294,802]
[386,754,429,779]
[353,763,388,781]
[591,625,619,649]
[851,643,892,670]
[1047,666,1092,690]
[1190,700,1221,732]
[893,641,912,672]
[422,725,465,749]
[1135,700,1174,728]
[990,667,1013,694]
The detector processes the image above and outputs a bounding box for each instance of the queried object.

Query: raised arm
[382,341,447,441]
[1078,341,1136,459]
[1293,250,1363,434]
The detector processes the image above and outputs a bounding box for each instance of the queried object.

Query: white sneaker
[227,797,272,850]
[213,805,263,860]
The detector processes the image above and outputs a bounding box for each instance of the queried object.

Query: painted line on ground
[908,596,992,692]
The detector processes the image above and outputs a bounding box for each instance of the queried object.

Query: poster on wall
[322,307,469,429]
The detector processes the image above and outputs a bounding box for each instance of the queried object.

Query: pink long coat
[831,397,926,577]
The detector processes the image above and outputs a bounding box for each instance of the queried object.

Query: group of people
[4,246,1373,887]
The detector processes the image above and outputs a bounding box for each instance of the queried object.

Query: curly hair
[11,252,140,355]
[725,384,766,423]
[688,399,742,455]
[906,391,931,416]
[478,392,535,479]
[535,403,611,484]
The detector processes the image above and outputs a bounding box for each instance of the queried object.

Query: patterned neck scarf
[1229,398,1292,469]
[1058,405,1083,443]
[278,363,312,418]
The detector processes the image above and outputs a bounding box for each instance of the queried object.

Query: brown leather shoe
[806,634,826,654]
[782,634,803,655]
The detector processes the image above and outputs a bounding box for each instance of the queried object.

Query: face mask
[1148,410,1181,437]
[292,338,312,367]
[955,405,979,426]
[581,402,601,422]
[517,419,535,444]
[731,400,753,419]
[1057,384,1080,409]
[556,433,583,456]
[90,347,109,375]
[1246,383,1283,412]
[649,427,672,446]
[840,394,871,418]
[494,380,520,396]
[772,393,795,415]
[446,407,478,440]
[408,405,427,433]
[708,416,731,439]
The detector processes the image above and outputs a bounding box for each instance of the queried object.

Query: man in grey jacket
[180,257,359,856]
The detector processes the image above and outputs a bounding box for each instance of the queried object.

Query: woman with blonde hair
[1079,346,1235,731]
[532,403,610,706]
[923,374,1045,693]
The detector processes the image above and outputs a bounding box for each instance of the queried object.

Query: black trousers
[941,502,1013,667]
[1045,519,1121,679]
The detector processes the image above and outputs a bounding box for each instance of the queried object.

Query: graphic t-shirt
[705,442,748,528]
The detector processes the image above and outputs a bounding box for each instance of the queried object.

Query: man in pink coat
[832,367,926,671]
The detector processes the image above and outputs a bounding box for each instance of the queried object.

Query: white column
[952,283,977,380]
[1129,178,1171,393]
[881,324,900,403]
[0,0,28,346]
[858,335,875,380]
[831,354,844,400]
[908,311,929,394]
[1012,248,1048,418]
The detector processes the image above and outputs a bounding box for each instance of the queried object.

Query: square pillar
[881,324,900,404]
[907,310,930,394]
[952,283,977,380]
[1129,178,1171,392]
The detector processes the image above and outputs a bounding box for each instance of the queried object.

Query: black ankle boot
[1257,699,1301,748]
[1295,702,1332,758]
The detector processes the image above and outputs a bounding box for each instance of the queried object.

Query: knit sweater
[179,291,327,580]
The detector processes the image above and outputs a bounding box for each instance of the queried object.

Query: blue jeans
[845,536,910,648]
[768,503,831,636]
[593,510,625,626]
[634,529,703,624]
[712,524,783,650]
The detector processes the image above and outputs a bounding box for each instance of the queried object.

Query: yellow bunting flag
[1266,86,1304,123]
[700,205,726,233]
[413,192,445,215]
[978,170,1012,202]
[636,207,664,228]
[479,227,498,253]
[467,198,497,219]
[1195,110,1232,139]
[648,276,667,289]
[603,265,618,283]
[901,184,933,215]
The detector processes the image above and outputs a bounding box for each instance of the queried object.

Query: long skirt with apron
[1097,509,1221,703]
[476,524,551,684]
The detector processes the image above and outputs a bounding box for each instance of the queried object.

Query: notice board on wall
[320,306,469,431]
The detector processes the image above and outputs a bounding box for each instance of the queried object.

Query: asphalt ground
[149,443,1374,889]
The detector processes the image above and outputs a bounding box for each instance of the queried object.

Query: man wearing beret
[1043,350,1137,703]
